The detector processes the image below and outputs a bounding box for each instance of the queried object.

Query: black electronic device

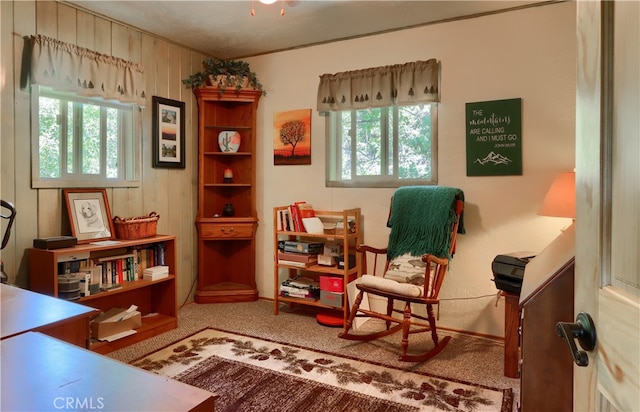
[491,251,536,294]
[33,236,77,250]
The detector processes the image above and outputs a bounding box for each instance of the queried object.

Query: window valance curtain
[317,59,440,112]
[29,34,146,106]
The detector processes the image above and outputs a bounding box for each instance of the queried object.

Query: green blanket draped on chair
[386,186,465,261]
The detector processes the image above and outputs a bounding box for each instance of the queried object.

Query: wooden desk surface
[0,283,97,340]
[1,332,216,412]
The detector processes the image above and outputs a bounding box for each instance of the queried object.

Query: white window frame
[31,86,141,189]
[325,103,438,188]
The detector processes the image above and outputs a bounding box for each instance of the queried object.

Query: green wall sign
[465,98,522,176]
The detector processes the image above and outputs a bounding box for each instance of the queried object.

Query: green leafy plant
[182,57,266,95]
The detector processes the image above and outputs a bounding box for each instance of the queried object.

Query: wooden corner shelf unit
[273,207,362,324]
[28,234,177,354]
[194,87,261,303]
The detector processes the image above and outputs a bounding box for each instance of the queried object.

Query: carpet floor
[107,299,520,410]
[131,328,511,412]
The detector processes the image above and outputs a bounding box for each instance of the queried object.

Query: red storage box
[320,274,356,292]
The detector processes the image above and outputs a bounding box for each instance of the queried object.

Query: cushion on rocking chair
[383,253,435,294]
[360,274,423,297]
[384,253,426,285]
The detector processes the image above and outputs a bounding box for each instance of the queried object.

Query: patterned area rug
[132,328,512,412]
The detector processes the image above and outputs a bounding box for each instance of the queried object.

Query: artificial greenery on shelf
[182,57,266,95]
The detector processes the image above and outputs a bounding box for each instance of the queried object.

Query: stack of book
[277,250,317,268]
[280,276,320,300]
[277,240,323,267]
[143,265,169,281]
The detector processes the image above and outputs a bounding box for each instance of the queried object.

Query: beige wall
[1,0,576,338]
[247,1,576,337]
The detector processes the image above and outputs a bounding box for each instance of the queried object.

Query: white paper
[302,217,324,234]
[99,329,137,342]
[90,240,122,246]
[347,278,370,330]
[102,305,139,322]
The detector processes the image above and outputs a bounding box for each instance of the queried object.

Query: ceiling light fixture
[251,0,286,16]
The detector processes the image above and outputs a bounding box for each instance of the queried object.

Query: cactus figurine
[221,133,231,151]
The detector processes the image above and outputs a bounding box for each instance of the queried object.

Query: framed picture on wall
[63,189,115,244]
[152,96,186,169]
[273,109,312,165]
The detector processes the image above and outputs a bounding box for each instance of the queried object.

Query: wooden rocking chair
[339,186,464,362]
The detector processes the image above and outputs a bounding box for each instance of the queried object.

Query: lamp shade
[538,172,576,218]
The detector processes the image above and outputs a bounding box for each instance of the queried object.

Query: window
[32,87,140,188]
[326,103,437,187]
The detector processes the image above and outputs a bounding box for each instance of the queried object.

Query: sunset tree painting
[273,109,311,165]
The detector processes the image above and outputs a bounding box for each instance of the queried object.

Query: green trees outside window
[327,103,437,187]
[34,87,139,188]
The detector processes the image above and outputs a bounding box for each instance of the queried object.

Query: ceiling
[66,1,556,60]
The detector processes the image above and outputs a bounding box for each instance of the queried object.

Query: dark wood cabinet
[518,225,575,412]
[194,88,261,303]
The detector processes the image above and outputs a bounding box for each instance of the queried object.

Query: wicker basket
[113,212,159,240]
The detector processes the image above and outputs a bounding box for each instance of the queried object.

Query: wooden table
[1,283,97,347]
[1,331,217,412]
[503,291,520,378]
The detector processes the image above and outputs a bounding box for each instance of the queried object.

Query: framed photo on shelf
[63,189,115,244]
[152,96,186,169]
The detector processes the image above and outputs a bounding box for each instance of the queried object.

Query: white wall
[248,1,576,337]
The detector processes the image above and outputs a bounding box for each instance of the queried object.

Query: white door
[575,0,640,411]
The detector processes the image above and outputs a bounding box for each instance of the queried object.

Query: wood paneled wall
[1,1,204,305]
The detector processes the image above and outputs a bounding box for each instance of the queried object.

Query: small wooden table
[1,332,217,412]
[1,283,97,347]
[503,291,520,378]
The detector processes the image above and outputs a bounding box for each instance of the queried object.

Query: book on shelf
[154,243,166,266]
[282,275,320,290]
[100,283,123,292]
[279,289,320,300]
[277,209,290,231]
[277,250,318,264]
[288,204,302,232]
[282,240,323,255]
[279,281,320,300]
[97,253,135,284]
[278,259,317,268]
[296,202,315,218]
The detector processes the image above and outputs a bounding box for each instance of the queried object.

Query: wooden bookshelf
[273,207,362,324]
[28,234,178,353]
